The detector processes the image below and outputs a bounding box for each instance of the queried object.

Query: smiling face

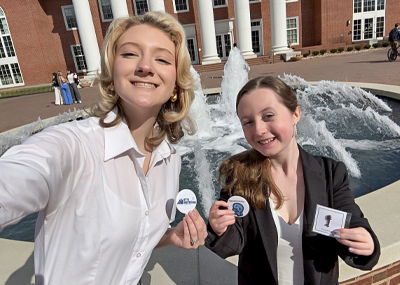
[237,88,300,158]
[113,24,177,116]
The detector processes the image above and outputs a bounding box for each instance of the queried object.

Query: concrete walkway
[0,48,399,134]
[0,47,399,284]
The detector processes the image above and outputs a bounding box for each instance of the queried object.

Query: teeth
[134,82,156,88]
[259,138,274,145]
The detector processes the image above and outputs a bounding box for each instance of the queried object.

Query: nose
[135,54,154,76]
[254,121,267,136]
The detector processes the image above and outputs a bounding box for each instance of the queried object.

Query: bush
[330,49,337,54]
[302,53,309,57]
[320,49,327,55]
[364,44,371,49]
[347,46,354,52]
[372,43,380,48]
[0,85,53,98]
[355,45,362,51]
[382,41,389,47]
[312,50,320,56]
[338,47,344,53]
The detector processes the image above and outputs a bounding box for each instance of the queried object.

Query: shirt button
[136,253,141,258]
[145,211,149,216]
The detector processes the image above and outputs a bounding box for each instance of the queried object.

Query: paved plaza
[0,48,399,134]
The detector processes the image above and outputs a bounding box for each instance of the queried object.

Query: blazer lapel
[255,203,279,283]
[299,146,329,283]
[299,146,327,232]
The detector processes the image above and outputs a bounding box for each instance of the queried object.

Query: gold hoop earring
[170,92,178,102]
[109,82,114,92]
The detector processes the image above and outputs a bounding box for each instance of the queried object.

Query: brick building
[0,0,396,89]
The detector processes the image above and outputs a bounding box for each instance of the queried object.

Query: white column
[233,0,256,59]
[270,0,290,53]
[72,0,101,75]
[110,0,129,19]
[196,0,221,64]
[148,0,165,12]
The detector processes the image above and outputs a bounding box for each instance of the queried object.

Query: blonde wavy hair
[219,76,299,210]
[91,12,196,150]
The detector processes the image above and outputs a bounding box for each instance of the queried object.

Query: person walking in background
[206,76,380,285]
[66,69,82,103]
[57,71,73,105]
[52,72,63,105]
[388,23,400,55]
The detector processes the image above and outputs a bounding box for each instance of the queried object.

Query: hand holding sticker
[227,196,249,218]
[176,189,197,214]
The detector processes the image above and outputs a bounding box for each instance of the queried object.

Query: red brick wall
[259,0,272,54]
[2,0,398,88]
[320,0,353,46]
[385,1,398,38]
[340,260,400,285]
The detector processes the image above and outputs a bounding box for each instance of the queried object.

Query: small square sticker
[312,204,351,237]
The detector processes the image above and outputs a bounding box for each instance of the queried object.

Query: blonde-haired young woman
[0,12,206,284]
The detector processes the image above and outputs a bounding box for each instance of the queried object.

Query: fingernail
[333,230,340,234]
[349,248,355,252]
[334,234,340,239]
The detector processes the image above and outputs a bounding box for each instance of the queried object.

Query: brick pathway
[1,47,399,133]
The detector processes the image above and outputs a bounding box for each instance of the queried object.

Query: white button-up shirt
[0,109,180,284]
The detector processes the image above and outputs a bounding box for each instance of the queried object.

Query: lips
[132,82,157,88]
[259,137,275,145]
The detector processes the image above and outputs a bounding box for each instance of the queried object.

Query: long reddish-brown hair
[219,76,298,209]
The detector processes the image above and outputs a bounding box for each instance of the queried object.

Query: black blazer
[206,146,380,285]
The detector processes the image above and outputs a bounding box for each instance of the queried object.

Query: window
[354,0,361,13]
[286,17,298,45]
[62,6,78,30]
[0,42,5,58]
[0,18,9,34]
[0,7,23,87]
[213,0,227,7]
[364,18,373,39]
[353,0,385,41]
[377,0,384,10]
[376,17,384,38]
[99,0,113,21]
[71,45,87,72]
[0,64,13,85]
[186,38,198,64]
[3,36,14,57]
[251,20,262,55]
[363,0,375,12]
[133,0,149,16]
[353,19,362,40]
[10,63,23,84]
[174,0,189,12]
[216,33,232,60]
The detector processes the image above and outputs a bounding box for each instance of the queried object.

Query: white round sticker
[228,196,249,218]
[176,189,197,214]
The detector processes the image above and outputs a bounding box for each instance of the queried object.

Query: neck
[123,104,160,153]
[269,139,299,175]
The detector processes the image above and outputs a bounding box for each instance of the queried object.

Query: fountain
[1,47,400,240]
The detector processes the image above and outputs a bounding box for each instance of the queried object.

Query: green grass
[0,84,53,99]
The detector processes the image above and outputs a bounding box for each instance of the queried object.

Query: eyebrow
[118,42,175,57]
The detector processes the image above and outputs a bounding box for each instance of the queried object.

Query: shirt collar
[103,108,174,161]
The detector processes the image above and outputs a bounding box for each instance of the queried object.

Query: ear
[293,106,301,125]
